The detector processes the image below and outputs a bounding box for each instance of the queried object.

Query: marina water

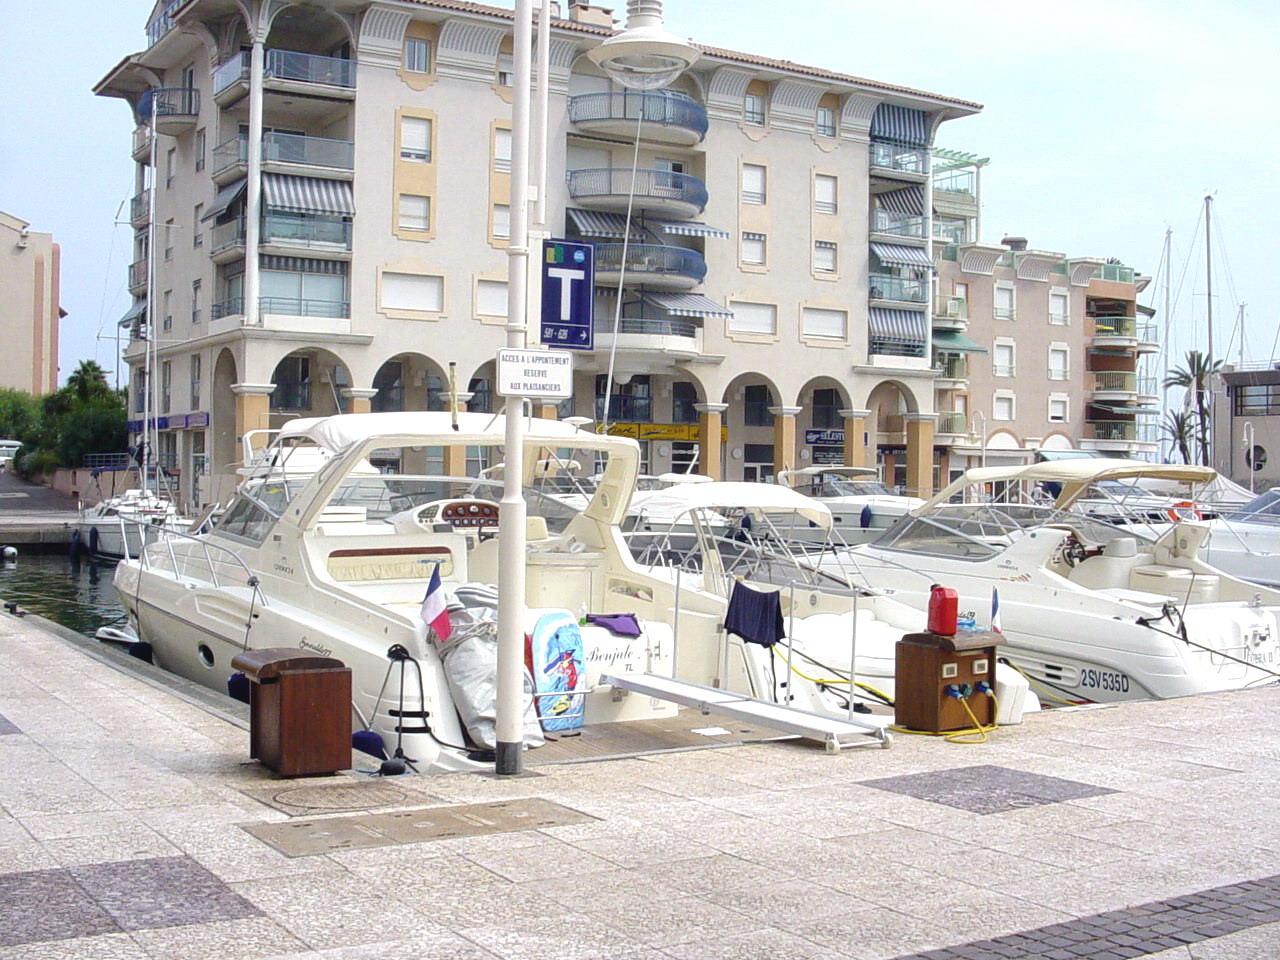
[0,552,126,637]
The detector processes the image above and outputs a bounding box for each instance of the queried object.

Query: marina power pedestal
[231,648,352,777]
[894,631,1004,733]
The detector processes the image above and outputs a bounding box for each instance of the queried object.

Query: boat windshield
[872,502,1152,561]
[1224,488,1280,524]
[822,478,895,498]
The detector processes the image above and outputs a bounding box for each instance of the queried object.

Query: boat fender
[69,530,82,557]
[226,671,250,703]
[1165,501,1202,523]
[352,729,387,760]
[126,641,153,664]
[1,544,15,561]
[88,527,100,556]
[556,537,586,554]
[860,505,874,528]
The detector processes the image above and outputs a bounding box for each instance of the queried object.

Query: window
[741,164,766,204]
[741,232,766,266]
[993,340,1015,377]
[671,441,699,473]
[162,289,172,331]
[399,116,431,162]
[816,106,836,137]
[812,388,840,428]
[493,204,511,240]
[166,148,176,188]
[729,300,776,336]
[404,37,430,73]
[1049,289,1070,325]
[190,279,202,324]
[192,204,203,247]
[1048,344,1070,381]
[270,356,310,411]
[672,380,698,424]
[467,376,492,413]
[994,391,1015,421]
[802,306,846,340]
[813,241,837,274]
[744,385,774,427]
[595,374,651,422]
[190,355,201,410]
[743,92,765,125]
[398,194,430,232]
[814,174,837,214]
[133,368,146,413]
[160,360,171,413]
[194,128,206,171]
[381,272,443,312]
[494,128,512,173]
[261,262,348,316]
[994,284,1015,320]
[1048,394,1069,423]
[742,443,773,482]
[954,281,969,301]
[497,54,513,87]
[476,279,508,317]
[163,219,174,260]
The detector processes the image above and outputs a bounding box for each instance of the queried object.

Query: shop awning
[640,291,732,318]
[931,329,987,353]
[117,299,146,327]
[869,308,927,341]
[201,178,246,220]
[870,241,934,269]
[647,219,729,239]
[876,184,924,216]
[870,103,926,147]
[566,208,645,240]
[262,173,354,216]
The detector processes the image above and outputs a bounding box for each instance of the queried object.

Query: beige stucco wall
[0,212,60,395]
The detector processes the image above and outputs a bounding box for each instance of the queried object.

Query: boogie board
[526,610,585,733]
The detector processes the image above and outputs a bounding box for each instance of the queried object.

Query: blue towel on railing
[724,581,784,648]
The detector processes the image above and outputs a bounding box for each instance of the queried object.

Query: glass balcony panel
[934,356,967,379]
[210,217,246,253]
[868,273,928,303]
[594,317,699,338]
[592,244,706,284]
[936,411,967,434]
[264,49,355,88]
[130,189,151,223]
[262,214,351,249]
[212,135,248,175]
[567,168,708,213]
[128,258,149,290]
[933,220,967,243]
[263,132,355,170]
[869,141,929,174]
[933,169,975,195]
[871,209,926,238]
[213,52,250,94]
[567,91,708,141]
[870,338,926,358]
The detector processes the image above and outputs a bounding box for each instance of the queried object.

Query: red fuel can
[927,584,958,636]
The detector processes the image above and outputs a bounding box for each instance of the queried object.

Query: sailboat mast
[144,102,158,494]
[1204,195,1213,363]
[1161,227,1171,461]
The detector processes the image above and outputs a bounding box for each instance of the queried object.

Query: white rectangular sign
[496,348,574,398]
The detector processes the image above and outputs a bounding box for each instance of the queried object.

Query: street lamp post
[1243,421,1256,493]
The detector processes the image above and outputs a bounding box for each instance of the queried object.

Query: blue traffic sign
[540,239,594,350]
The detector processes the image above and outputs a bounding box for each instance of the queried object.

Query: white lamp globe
[587,0,699,91]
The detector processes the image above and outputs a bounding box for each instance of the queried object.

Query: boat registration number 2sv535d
[1078,668,1130,694]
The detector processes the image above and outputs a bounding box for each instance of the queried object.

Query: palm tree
[1163,350,1222,466]
[65,360,114,404]
[1162,410,1195,464]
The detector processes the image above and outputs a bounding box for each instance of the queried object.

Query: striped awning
[647,219,730,239]
[1088,403,1161,416]
[262,173,354,216]
[870,103,926,147]
[567,208,646,240]
[868,308,927,341]
[261,255,348,275]
[640,292,733,318]
[870,242,934,268]
[201,178,246,220]
[931,330,987,353]
[876,185,924,216]
[118,299,147,326]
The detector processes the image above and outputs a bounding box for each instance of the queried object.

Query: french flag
[990,586,1003,635]
[420,566,452,643]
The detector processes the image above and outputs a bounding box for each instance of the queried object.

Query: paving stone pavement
[1,610,1279,960]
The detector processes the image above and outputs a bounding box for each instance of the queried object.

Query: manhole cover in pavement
[240,780,425,816]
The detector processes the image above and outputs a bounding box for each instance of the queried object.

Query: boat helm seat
[1068,537,1145,590]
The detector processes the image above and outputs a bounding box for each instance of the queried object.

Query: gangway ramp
[601,673,892,752]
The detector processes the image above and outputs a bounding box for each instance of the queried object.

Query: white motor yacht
[838,460,1280,704]
[774,466,924,545]
[75,486,191,560]
[114,412,903,774]
[1199,488,1280,588]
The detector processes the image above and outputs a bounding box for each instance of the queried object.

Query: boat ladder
[600,672,892,752]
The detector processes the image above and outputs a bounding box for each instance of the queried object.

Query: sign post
[540,239,594,350]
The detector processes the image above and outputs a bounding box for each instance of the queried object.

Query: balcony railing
[871,209,926,238]
[870,338,926,359]
[211,297,244,320]
[1094,371,1136,392]
[567,168,708,213]
[211,135,247,176]
[263,131,355,169]
[869,274,928,303]
[934,356,967,379]
[1137,322,1158,344]
[130,189,151,224]
[136,87,199,124]
[1093,263,1135,283]
[210,217,245,253]
[265,49,355,88]
[936,411,967,434]
[1093,316,1138,337]
[932,220,967,243]
[594,317,699,338]
[869,141,930,175]
[213,52,249,93]
[146,0,187,46]
[259,297,349,318]
[934,295,967,320]
[567,90,708,141]
[1089,420,1138,441]
[262,213,351,250]
[128,258,149,290]
[592,244,706,283]
[933,169,975,195]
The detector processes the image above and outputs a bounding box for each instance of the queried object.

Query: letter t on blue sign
[540,239,594,350]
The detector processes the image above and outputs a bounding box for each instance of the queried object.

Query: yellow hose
[890,692,999,744]
[770,648,894,706]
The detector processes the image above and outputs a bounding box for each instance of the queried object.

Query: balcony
[213,52,249,99]
[1092,370,1137,397]
[130,189,151,227]
[145,0,187,47]
[128,258,149,296]
[211,135,247,182]
[869,274,928,304]
[593,244,706,291]
[209,217,245,260]
[137,88,199,136]
[1093,263,1135,284]
[936,411,967,437]
[567,168,707,219]
[933,355,968,388]
[592,317,704,364]
[260,297,349,319]
[871,209,926,239]
[132,125,153,163]
[933,295,968,331]
[568,91,708,145]
[214,49,356,106]
[868,141,929,180]
[262,213,351,253]
[1091,316,1159,352]
[263,131,355,175]
[1081,418,1158,455]
[211,297,243,321]
[932,220,967,244]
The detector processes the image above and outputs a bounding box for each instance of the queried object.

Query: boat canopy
[632,480,833,529]
[778,466,878,486]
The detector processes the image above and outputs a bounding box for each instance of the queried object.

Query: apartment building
[96,0,991,507]
[1213,363,1280,491]
[0,212,61,396]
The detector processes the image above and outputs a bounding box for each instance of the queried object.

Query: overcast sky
[2,0,1276,389]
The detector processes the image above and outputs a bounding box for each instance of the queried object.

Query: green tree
[0,388,40,442]
[56,402,128,469]
[64,360,115,405]
[1162,410,1195,465]
[1163,350,1222,466]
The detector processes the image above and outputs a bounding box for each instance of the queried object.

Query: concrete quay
[0,470,77,548]
[1,608,1279,960]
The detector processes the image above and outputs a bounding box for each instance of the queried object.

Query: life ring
[87,527,100,555]
[1165,501,1202,523]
